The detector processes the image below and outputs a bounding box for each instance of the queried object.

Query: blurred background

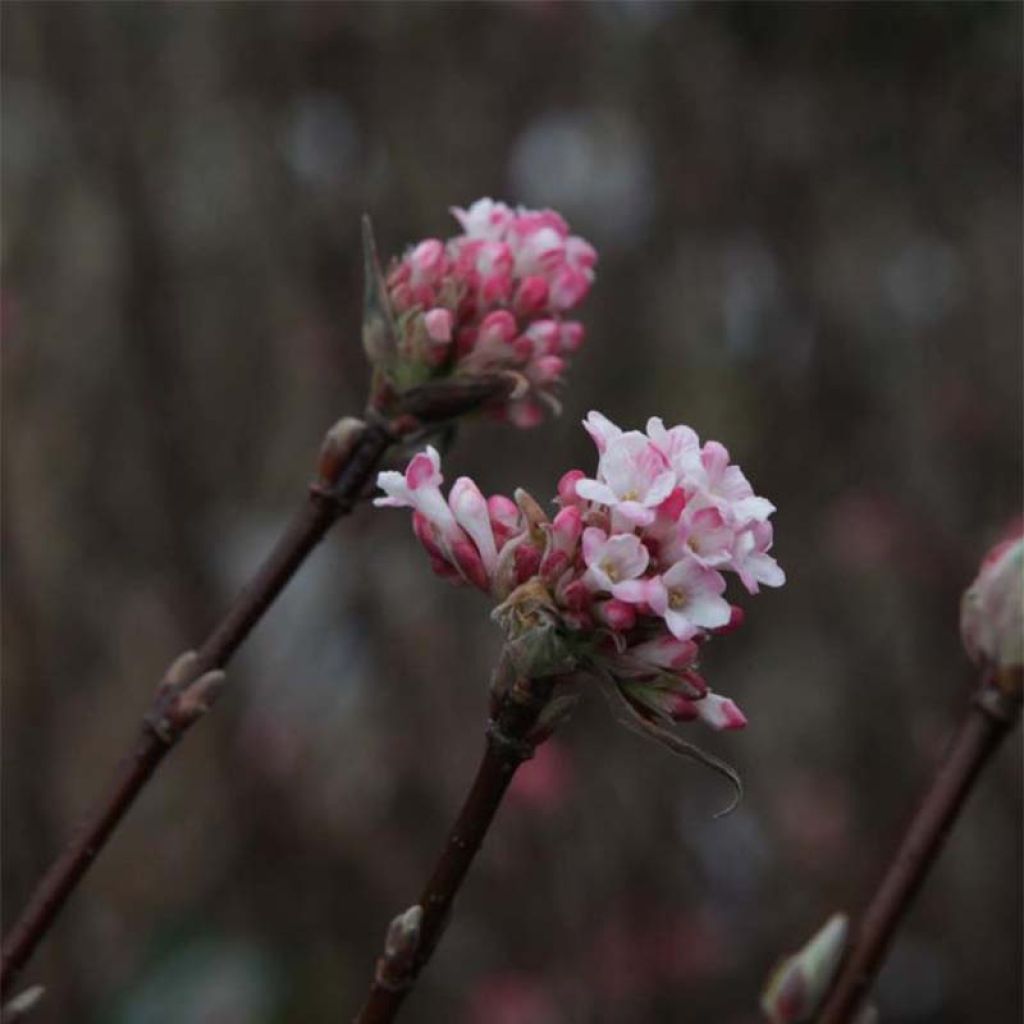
[2,3,1021,1022]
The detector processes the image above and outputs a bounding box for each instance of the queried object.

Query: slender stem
[1,376,513,997]
[355,675,557,1024]
[816,675,1021,1024]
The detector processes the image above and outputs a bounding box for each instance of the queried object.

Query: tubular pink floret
[376,412,783,731]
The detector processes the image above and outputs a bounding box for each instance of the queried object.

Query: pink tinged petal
[575,478,620,506]
[561,579,590,612]
[612,501,657,527]
[549,264,591,310]
[581,526,609,573]
[551,505,583,551]
[406,447,442,490]
[596,599,637,632]
[700,440,731,480]
[710,605,746,635]
[656,487,688,522]
[697,693,747,731]
[611,576,663,610]
[566,235,598,271]
[412,511,446,561]
[449,477,498,573]
[685,591,732,630]
[513,543,542,584]
[539,549,569,580]
[679,669,709,699]
[666,693,699,722]
[731,495,776,522]
[451,537,490,591]
[423,307,453,344]
[531,355,565,385]
[749,553,786,588]
[557,469,586,508]
[603,533,650,578]
[524,319,560,356]
[514,275,549,315]
[487,494,521,540]
[409,239,446,284]
[628,636,700,671]
[664,607,701,641]
[374,470,411,508]
[479,309,517,346]
[559,322,585,353]
[582,411,623,454]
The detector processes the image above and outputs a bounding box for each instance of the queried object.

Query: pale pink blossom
[576,432,676,526]
[582,410,623,453]
[645,557,732,640]
[375,446,459,543]
[732,521,786,595]
[581,527,650,594]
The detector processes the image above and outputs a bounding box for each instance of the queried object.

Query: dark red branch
[355,675,557,1024]
[816,673,1021,1024]
[1,376,513,997]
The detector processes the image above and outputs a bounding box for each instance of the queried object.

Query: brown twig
[815,669,1022,1024]
[354,674,559,1024]
[0,376,513,997]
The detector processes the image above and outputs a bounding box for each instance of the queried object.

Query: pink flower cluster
[385,198,597,427]
[376,412,784,731]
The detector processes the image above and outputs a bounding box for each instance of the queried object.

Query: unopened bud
[316,417,366,489]
[2,986,45,1021]
[960,525,1023,682]
[384,904,423,960]
[761,913,848,1023]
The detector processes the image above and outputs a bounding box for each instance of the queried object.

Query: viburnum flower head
[381,198,596,427]
[376,412,784,732]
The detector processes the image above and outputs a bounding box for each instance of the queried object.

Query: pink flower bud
[488,495,522,547]
[478,309,518,346]
[960,525,1023,673]
[596,599,637,632]
[409,238,445,282]
[507,401,544,429]
[557,469,587,508]
[451,537,490,592]
[710,605,746,635]
[559,321,585,353]
[549,264,591,310]
[532,355,566,386]
[695,693,747,731]
[423,307,453,344]
[523,319,561,356]
[514,543,542,584]
[666,692,699,722]
[514,275,550,315]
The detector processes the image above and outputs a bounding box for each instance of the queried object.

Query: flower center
[668,589,687,610]
[621,489,640,501]
[602,561,620,583]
